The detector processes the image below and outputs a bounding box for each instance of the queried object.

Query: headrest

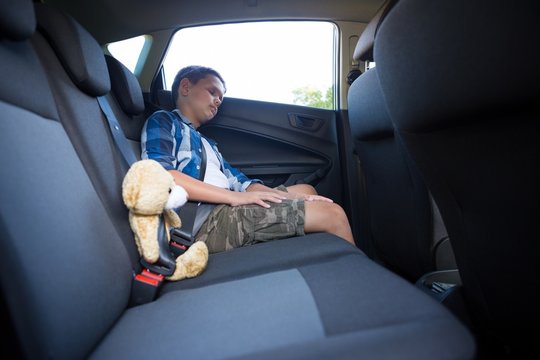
[156,89,175,111]
[348,69,393,141]
[376,0,540,131]
[353,0,398,62]
[0,39,58,120]
[0,0,36,40]
[34,3,110,97]
[105,55,145,116]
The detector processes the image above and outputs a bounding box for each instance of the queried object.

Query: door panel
[200,97,343,204]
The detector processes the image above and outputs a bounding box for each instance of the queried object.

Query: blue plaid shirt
[141,109,261,192]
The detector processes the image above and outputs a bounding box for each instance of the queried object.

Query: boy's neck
[175,107,201,129]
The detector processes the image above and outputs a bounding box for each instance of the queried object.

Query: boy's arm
[168,170,285,208]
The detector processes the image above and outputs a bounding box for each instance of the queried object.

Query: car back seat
[101,35,367,291]
[1,2,135,358]
[0,1,475,358]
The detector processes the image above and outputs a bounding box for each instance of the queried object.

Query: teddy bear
[122,159,208,281]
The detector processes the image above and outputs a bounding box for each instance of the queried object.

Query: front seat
[375,0,540,356]
[347,0,454,282]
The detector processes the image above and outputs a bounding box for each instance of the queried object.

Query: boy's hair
[171,65,226,105]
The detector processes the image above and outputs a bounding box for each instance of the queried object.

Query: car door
[201,97,344,204]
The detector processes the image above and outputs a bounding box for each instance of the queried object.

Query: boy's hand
[246,183,333,203]
[229,191,286,208]
[300,194,334,202]
[272,189,333,203]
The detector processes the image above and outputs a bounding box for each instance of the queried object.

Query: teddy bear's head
[122,159,188,215]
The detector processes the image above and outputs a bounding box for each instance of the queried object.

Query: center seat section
[1,1,475,358]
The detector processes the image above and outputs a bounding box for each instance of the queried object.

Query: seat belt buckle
[130,269,165,306]
[169,227,196,256]
[169,240,189,256]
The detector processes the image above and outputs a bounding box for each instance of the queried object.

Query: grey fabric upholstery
[349,70,392,140]
[0,0,35,40]
[348,69,434,281]
[0,112,134,358]
[347,0,453,281]
[0,0,476,358]
[33,2,149,272]
[0,39,57,119]
[105,54,147,144]
[353,0,397,62]
[161,234,358,293]
[1,5,133,358]
[375,0,539,355]
[92,269,326,359]
[92,257,475,360]
[35,4,110,96]
[105,55,145,116]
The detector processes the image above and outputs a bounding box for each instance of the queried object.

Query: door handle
[288,113,323,132]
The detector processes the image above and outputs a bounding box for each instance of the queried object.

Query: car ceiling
[42,0,385,44]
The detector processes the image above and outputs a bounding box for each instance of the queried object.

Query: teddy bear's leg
[129,214,161,263]
[167,241,209,281]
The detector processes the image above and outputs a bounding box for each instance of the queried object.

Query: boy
[142,65,354,252]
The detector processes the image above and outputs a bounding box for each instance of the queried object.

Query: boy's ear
[179,78,191,96]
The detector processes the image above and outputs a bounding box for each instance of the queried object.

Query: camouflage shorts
[195,187,305,253]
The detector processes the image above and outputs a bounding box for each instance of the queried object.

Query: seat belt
[169,138,210,256]
[97,95,176,306]
[97,96,137,167]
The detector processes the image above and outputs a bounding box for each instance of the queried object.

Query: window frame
[160,20,339,110]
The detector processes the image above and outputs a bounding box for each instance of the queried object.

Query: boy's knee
[308,200,346,219]
[313,202,346,224]
[304,201,353,242]
[328,203,348,223]
[326,204,353,241]
[296,184,318,195]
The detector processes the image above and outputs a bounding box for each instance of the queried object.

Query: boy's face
[178,75,225,128]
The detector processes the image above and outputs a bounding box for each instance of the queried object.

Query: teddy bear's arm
[164,209,181,229]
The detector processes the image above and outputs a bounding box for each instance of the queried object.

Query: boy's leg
[196,200,305,253]
[197,187,355,252]
[286,184,318,196]
[304,200,355,245]
[287,184,355,245]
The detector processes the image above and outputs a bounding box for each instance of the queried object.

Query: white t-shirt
[201,137,229,189]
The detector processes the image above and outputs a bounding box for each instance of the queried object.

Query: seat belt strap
[97,96,137,167]
[199,138,207,181]
[169,137,208,256]
[97,96,174,306]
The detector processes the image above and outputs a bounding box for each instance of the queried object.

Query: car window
[162,21,336,109]
[107,35,148,74]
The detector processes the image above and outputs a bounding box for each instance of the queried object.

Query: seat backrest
[375,0,540,354]
[33,3,141,268]
[0,1,135,358]
[347,0,453,281]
